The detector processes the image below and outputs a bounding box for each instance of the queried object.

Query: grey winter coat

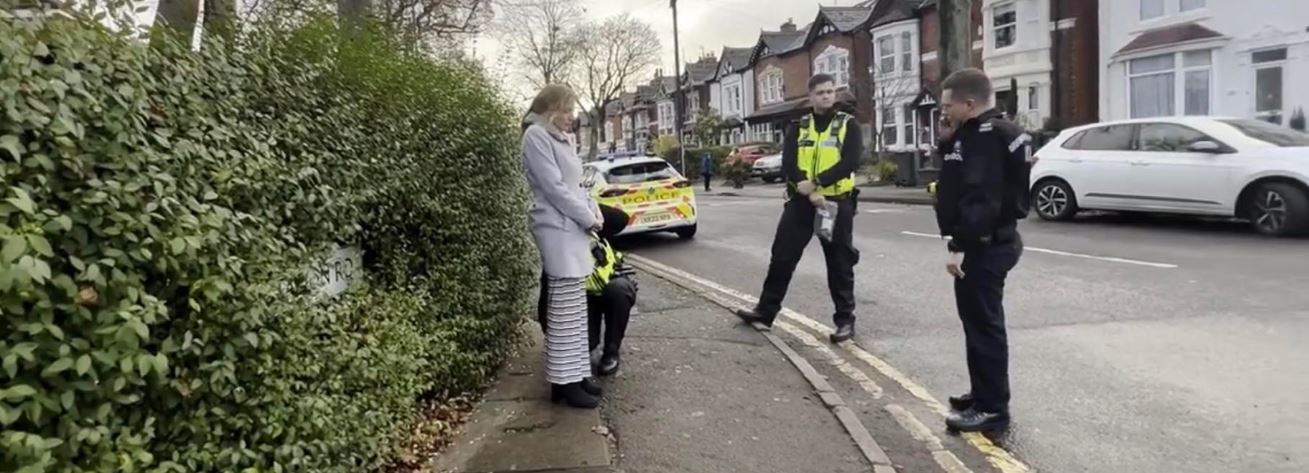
[522,115,599,278]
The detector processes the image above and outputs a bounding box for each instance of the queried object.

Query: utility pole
[939,0,972,82]
[671,0,687,175]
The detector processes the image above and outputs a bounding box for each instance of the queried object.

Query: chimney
[781,18,796,32]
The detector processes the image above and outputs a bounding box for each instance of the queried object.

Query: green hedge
[0,11,534,473]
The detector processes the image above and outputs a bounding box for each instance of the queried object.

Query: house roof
[719,46,755,73]
[745,90,857,122]
[869,0,918,28]
[819,5,874,32]
[1115,22,1225,56]
[684,58,719,86]
[759,29,806,56]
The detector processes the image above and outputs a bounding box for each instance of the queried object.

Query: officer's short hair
[941,68,992,104]
[808,74,835,91]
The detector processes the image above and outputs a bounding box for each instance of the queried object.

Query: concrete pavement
[433,274,1009,473]
[620,194,1309,473]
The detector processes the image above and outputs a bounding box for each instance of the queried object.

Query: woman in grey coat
[522,84,604,408]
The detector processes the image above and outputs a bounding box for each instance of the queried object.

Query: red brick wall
[917,2,985,91]
[807,33,873,124]
[752,50,812,106]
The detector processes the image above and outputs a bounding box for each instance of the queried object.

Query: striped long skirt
[543,276,592,385]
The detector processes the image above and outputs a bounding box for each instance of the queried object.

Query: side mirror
[1188,140,1223,153]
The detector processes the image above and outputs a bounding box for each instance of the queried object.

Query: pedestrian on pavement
[933,68,1032,432]
[522,84,605,409]
[734,73,864,343]
[701,151,715,192]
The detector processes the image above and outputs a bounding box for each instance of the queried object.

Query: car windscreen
[1219,119,1309,147]
[605,162,679,184]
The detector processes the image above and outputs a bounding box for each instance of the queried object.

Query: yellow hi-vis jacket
[798,111,856,196]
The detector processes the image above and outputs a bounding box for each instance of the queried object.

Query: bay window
[1128,50,1211,118]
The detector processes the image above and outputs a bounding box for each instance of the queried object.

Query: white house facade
[981,0,1053,130]
[1099,0,1309,124]
[870,18,923,152]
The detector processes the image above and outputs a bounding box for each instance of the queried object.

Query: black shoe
[945,409,1010,432]
[734,308,773,329]
[551,383,599,409]
[948,393,974,411]
[580,377,603,396]
[597,353,621,376]
[829,323,855,343]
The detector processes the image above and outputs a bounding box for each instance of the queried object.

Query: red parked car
[729,142,781,166]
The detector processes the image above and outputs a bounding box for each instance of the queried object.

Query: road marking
[776,322,884,399]
[626,254,1033,473]
[899,231,1179,269]
[865,208,907,214]
[886,404,975,473]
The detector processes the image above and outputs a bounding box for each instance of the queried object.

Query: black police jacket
[933,109,1032,253]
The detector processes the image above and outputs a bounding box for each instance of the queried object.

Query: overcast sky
[478,0,863,100]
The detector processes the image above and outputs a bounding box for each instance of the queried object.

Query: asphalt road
[617,193,1309,473]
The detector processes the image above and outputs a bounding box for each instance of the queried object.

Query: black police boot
[597,353,621,376]
[551,383,600,409]
[580,377,603,396]
[948,393,974,411]
[733,308,773,329]
[829,323,855,343]
[945,408,1010,432]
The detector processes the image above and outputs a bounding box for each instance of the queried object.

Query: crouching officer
[933,68,1032,433]
[735,73,863,343]
[538,204,637,377]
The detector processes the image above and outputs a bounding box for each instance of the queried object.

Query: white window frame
[1027,85,1039,111]
[1125,50,1213,118]
[605,122,614,142]
[877,35,896,74]
[880,106,898,147]
[992,2,1017,50]
[1252,47,1287,122]
[814,47,852,87]
[900,31,913,73]
[1140,0,1165,21]
[1179,0,1206,13]
[760,70,784,105]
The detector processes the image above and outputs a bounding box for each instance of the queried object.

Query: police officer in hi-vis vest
[736,73,864,343]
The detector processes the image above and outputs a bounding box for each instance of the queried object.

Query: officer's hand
[590,210,604,233]
[808,192,827,208]
[796,180,817,196]
[938,116,957,142]
[946,252,965,279]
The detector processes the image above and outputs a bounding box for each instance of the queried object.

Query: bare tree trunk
[939,0,972,81]
[153,0,200,42]
[586,107,602,161]
[203,0,236,40]
[339,0,372,29]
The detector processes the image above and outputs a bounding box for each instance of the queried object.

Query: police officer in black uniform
[933,68,1032,432]
[735,73,863,343]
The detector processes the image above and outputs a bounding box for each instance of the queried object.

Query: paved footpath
[432,273,1017,473]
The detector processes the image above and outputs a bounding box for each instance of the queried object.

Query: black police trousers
[537,274,636,356]
[587,276,635,355]
[954,236,1023,414]
[756,194,859,325]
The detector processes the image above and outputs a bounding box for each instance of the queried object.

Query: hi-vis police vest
[585,236,621,295]
[797,112,855,196]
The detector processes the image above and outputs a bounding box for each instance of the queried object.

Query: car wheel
[1248,183,1309,237]
[1032,179,1079,221]
[674,224,697,240]
[763,177,778,184]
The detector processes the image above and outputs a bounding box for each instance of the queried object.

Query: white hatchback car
[1030,117,1309,236]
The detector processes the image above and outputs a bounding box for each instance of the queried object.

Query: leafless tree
[863,69,919,153]
[493,0,585,88]
[572,14,660,159]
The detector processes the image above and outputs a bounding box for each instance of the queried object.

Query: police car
[583,156,698,239]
